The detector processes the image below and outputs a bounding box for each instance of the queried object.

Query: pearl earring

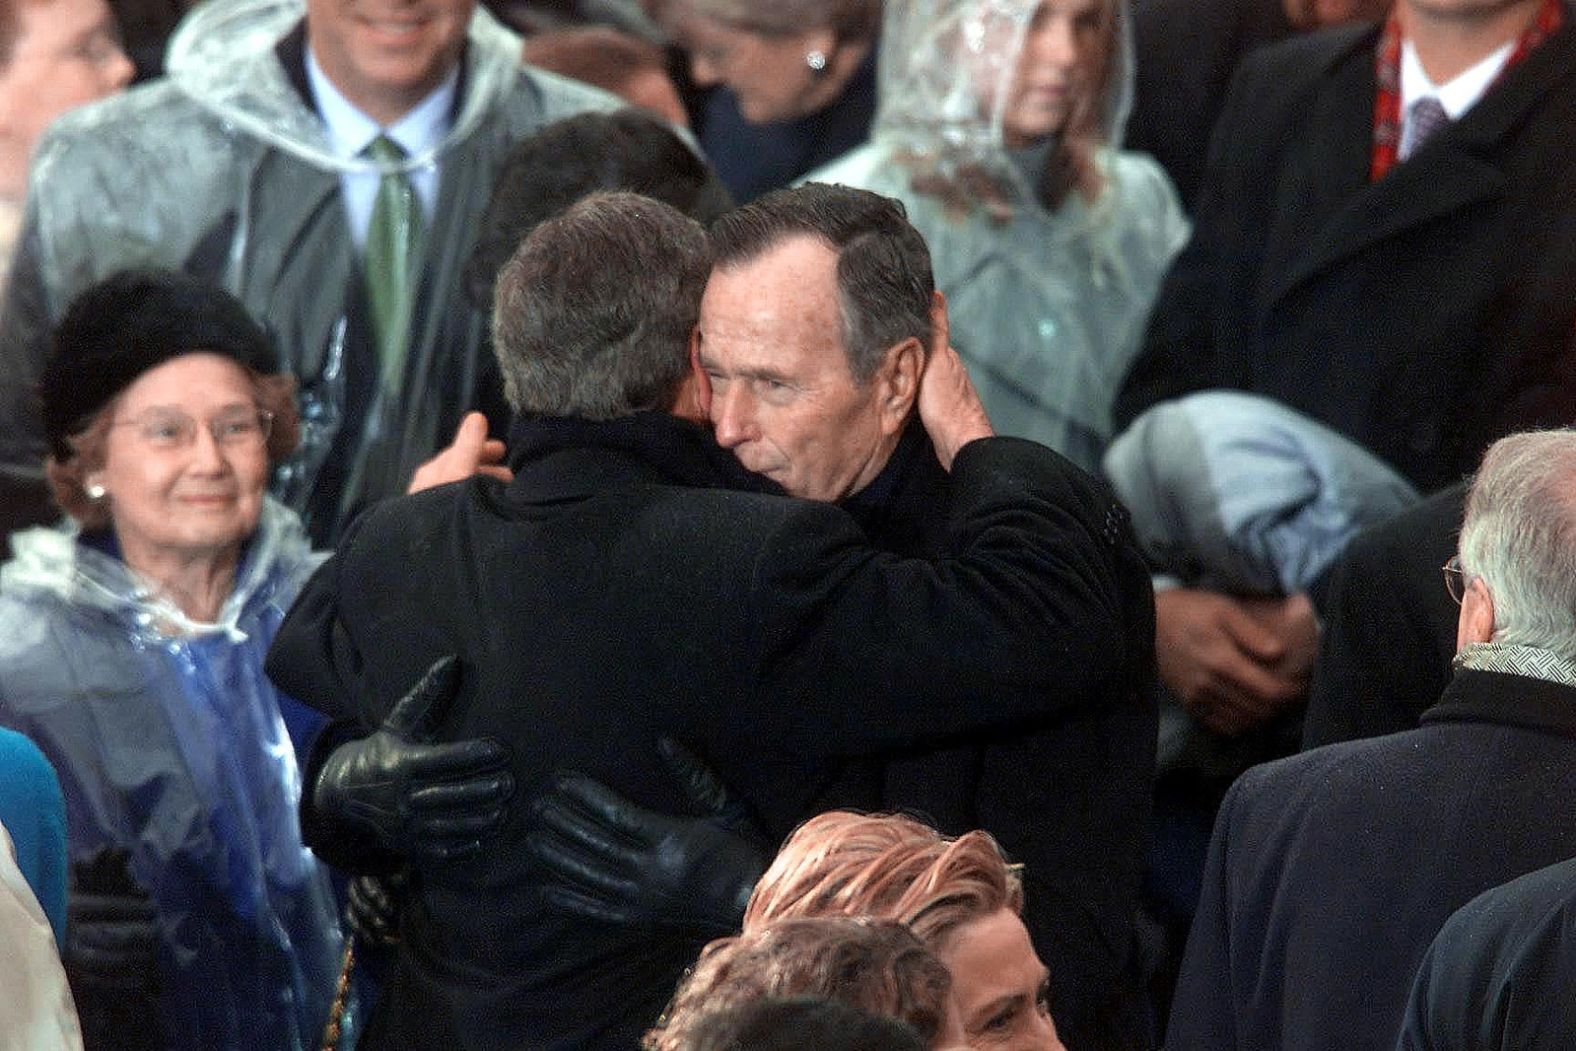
[87,481,106,500]
[805,49,828,73]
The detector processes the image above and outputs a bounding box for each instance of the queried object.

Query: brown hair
[521,26,671,97]
[44,369,299,529]
[645,917,953,1050]
[663,0,879,41]
[745,812,1024,951]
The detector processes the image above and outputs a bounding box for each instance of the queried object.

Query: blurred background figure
[521,25,691,125]
[653,0,880,201]
[646,917,963,1050]
[747,811,1071,1050]
[811,0,1188,476]
[0,271,344,1051]
[1126,0,1390,210]
[0,818,80,1051]
[0,0,133,289]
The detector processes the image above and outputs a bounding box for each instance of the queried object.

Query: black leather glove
[65,848,159,991]
[312,655,515,862]
[526,738,768,936]
[65,847,164,1051]
[346,871,405,947]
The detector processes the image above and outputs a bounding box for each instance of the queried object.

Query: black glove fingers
[399,738,512,783]
[657,737,755,831]
[548,773,665,850]
[382,654,461,741]
[524,828,644,903]
[406,772,515,813]
[69,891,156,924]
[539,882,636,928]
[414,809,509,846]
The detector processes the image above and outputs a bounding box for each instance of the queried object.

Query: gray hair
[709,183,933,385]
[669,0,879,40]
[491,191,711,419]
[1458,430,1576,661]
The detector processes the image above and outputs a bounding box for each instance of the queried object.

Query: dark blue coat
[1397,855,1576,1050]
[1169,669,1576,1051]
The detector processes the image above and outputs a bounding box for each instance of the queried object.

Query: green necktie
[363,135,425,391]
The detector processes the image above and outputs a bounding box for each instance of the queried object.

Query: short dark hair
[681,997,927,1051]
[465,110,732,309]
[491,191,710,419]
[708,183,933,383]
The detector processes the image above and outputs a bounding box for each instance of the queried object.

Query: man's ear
[669,330,711,423]
[875,337,924,436]
[1455,577,1496,651]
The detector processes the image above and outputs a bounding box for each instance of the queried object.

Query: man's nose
[711,385,756,448]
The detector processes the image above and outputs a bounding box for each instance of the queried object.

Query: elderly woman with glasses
[0,269,344,1050]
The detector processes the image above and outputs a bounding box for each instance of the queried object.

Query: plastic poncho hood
[874,0,1136,211]
[165,0,527,177]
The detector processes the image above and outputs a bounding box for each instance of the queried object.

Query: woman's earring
[86,480,106,500]
[805,49,829,73]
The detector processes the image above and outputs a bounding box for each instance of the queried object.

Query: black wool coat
[266,412,1146,1051]
[1168,669,1576,1051]
[839,422,1158,1051]
[1302,484,1465,749]
[1116,17,1576,493]
[1397,855,1576,1050]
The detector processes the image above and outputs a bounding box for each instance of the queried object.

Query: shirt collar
[1399,37,1515,120]
[304,45,459,161]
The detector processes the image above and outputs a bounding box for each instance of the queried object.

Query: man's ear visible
[876,337,924,436]
[1456,577,1496,652]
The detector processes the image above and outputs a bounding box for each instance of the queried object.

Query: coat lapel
[1265,21,1576,310]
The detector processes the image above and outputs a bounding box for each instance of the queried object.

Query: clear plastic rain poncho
[810,0,1190,473]
[0,498,344,1050]
[0,0,616,544]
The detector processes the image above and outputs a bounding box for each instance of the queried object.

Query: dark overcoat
[842,423,1158,1051]
[1116,17,1576,493]
[1168,669,1576,1051]
[1397,855,1576,1050]
[266,412,1145,1050]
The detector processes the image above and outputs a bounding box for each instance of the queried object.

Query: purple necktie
[1400,96,1451,160]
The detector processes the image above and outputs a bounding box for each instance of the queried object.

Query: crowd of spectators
[1,0,1574,1048]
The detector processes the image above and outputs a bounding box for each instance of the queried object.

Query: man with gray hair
[266,190,1149,1049]
[524,182,1157,1051]
[1166,428,1576,1051]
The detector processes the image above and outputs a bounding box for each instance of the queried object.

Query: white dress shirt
[305,49,457,250]
[1398,37,1514,157]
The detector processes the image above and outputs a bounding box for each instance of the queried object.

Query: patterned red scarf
[1371,0,1565,181]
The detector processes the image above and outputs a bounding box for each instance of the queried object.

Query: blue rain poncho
[808,0,1190,474]
[0,498,343,1050]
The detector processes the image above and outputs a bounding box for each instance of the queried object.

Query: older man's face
[697,235,902,503]
[305,0,475,126]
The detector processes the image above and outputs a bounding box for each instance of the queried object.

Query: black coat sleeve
[736,437,1154,758]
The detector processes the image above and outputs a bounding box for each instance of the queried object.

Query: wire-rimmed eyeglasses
[1442,555,1474,605]
[111,409,274,451]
